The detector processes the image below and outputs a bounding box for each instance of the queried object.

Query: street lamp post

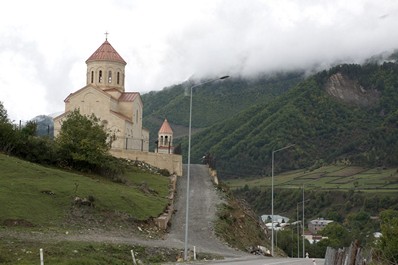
[184,75,229,260]
[297,196,309,258]
[302,185,305,258]
[271,144,294,257]
[297,202,300,258]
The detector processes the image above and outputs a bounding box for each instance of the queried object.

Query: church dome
[85,38,126,90]
[86,40,126,65]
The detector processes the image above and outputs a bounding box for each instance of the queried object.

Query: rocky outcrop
[324,73,380,107]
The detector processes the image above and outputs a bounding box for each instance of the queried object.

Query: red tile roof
[119,92,139,102]
[86,40,127,65]
[159,119,173,134]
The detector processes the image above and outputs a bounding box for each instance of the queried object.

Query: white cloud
[1,0,398,121]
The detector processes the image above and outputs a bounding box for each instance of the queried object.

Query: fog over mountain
[1,0,398,121]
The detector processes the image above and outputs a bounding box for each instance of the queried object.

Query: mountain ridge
[142,61,398,179]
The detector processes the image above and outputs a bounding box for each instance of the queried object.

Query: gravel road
[166,164,242,257]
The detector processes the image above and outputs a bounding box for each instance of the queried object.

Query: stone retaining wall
[209,167,219,186]
[154,174,177,229]
[110,149,182,176]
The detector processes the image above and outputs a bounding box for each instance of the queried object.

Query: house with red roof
[54,38,149,151]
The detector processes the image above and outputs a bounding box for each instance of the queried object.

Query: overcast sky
[1,0,398,121]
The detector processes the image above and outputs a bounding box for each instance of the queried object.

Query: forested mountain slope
[184,62,398,178]
[142,72,304,147]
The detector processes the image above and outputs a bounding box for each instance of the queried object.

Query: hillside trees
[172,62,398,179]
[56,110,124,176]
[142,73,304,151]
[0,103,124,178]
[0,101,56,162]
[321,222,352,248]
[0,101,15,153]
[373,210,398,264]
[11,120,54,164]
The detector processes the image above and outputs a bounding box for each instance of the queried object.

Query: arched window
[108,71,112,83]
[117,72,120,84]
[99,70,103,83]
[91,71,94,83]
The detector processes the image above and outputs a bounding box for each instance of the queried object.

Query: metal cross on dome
[105,31,109,40]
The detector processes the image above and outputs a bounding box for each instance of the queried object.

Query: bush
[55,110,121,177]
[14,136,57,165]
[158,168,170,176]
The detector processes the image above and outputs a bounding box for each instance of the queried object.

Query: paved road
[202,257,324,265]
[167,257,324,265]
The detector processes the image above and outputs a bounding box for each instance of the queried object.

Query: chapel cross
[105,31,109,40]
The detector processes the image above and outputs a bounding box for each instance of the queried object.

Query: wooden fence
[324,240,369,265]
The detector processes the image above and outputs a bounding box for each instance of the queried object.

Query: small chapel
[53,37,149,151]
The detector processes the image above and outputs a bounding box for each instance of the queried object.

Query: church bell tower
[157,119,174,154]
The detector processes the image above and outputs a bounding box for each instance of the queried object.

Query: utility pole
[302,185,305,258]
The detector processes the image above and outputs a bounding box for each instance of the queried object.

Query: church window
[99,70,103,83]
[136,110,138,123]
[108,71,112,83]
[91,71,94,83]
[117,72,120,84]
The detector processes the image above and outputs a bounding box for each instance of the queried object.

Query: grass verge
[0,236,180,265]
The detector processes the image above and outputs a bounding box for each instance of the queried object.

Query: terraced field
[226,165,398,192]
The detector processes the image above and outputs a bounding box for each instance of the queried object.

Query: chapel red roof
[159,119,173,134]
[86,40,127,65]
[119,92,139,102]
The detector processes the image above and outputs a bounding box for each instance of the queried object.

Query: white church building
[53,37,182,176]
[54,38,149,152]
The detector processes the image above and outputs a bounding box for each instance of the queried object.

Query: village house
[308,218,333,234]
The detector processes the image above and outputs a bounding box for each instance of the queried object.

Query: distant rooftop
[261,214,290,223]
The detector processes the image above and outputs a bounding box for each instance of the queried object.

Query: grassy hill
[0,153,169,228]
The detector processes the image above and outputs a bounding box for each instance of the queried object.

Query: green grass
[226,165,398,192]
[0,236,182,265]
[0,153,169,227]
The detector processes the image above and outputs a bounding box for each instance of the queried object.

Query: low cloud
[1,0,398,120]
